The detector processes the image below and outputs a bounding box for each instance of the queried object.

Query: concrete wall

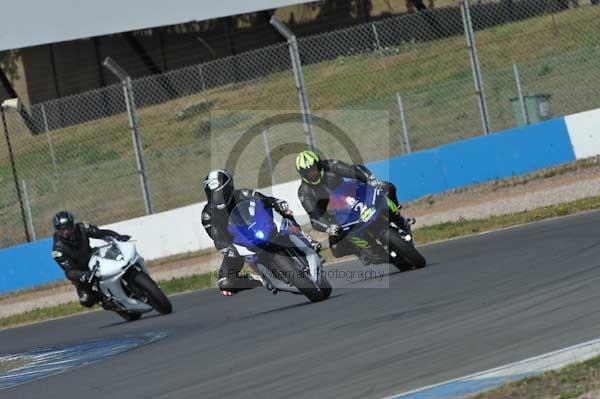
[1,108,599,294]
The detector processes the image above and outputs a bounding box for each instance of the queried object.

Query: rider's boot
[218,275,263,296]
[243,260,265,286]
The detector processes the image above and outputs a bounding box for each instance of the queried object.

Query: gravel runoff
[414,176,600,228]
[576,391,600,399]
[1,174,600,321]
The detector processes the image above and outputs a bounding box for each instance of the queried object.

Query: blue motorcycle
[329,179,426,271]
[228,199,332,302]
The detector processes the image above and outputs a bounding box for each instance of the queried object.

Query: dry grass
[473,356,600,399]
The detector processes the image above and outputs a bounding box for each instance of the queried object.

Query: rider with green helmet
[295,150,413,261]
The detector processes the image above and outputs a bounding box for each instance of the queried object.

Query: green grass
[473,355,600,399]
[3,193,600,330]
[1,4,599,247]
[0,301,95,330]
[159,272,215,294]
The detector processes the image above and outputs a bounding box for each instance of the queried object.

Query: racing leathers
[52,223,129,307]
[202,188,316,295]
[297,159,407,259]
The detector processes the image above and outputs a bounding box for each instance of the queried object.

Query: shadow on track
[240,293,345,320]
[342,262,439,287]
[99,313,167,329]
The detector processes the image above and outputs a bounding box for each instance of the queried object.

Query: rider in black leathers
[295,150,414,262]
[201,169,320,296]
[51,210,131,307]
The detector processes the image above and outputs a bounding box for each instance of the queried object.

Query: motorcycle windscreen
[227,200,276,248]
[97,244,122,260]
[329,180,383,228]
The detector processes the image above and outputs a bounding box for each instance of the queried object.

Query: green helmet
[296,150,323,185]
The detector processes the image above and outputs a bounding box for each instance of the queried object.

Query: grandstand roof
[0,0,315,52]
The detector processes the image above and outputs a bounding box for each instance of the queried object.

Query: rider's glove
[116,234,131,242]
[275,200,292,215]
[367,177,384,189]
[326,224,341,236]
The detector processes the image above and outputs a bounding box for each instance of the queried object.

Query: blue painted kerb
[0,238,63,293]
[367,117,575,202]
[390,374,530,399]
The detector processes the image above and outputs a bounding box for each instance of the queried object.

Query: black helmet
[203,169,234,210]
[52,210,76,240]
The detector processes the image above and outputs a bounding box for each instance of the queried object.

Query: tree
[0,50,21,81]
[309,0,373,22]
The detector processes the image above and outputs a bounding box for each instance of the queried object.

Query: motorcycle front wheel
[132,272,173,315]
[385,229,426,271]
[271,248,332,303]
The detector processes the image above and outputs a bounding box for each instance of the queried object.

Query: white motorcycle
[87,237,172,321]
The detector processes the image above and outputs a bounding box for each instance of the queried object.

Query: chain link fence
[1,0,599,247]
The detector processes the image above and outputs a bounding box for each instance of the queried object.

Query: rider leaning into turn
[295,150,414,262]
[51,210,131,308]
[201,169,321,296]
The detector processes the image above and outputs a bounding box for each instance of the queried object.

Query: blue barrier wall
[0,116,578,294]
[367,117,575,201]
[0,238,63,294]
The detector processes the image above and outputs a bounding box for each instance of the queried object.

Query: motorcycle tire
[116,311,142,322]
[132,272,173,314]
[386,229,426,271]
[272,250,332,303]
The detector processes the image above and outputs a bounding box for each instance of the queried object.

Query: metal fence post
[198,64,206,91]
[513,62,529,125]
[396,93,412,154]
[0,104,31,242]
[270,16,315,151]
[41,104,60,195]
[372,23,382,51]
[261,129,276,186]
[21,179,36,241]
[103,57,154,214]
[460,0,491,135]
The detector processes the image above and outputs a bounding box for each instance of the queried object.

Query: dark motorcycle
[329,179,426,271]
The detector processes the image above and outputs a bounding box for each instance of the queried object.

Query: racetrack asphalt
[2,210,600,399]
